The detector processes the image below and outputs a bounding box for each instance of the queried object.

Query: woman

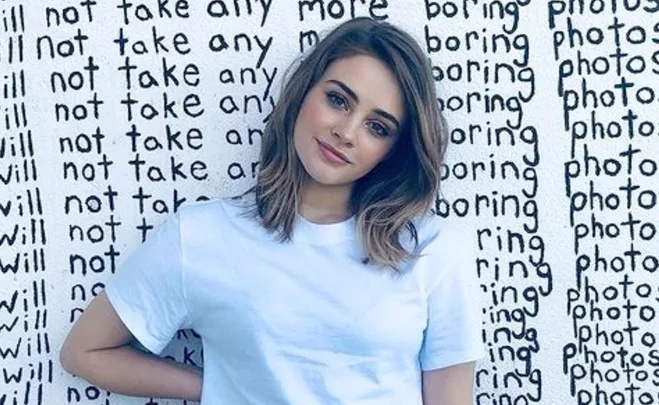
[60,17,484,404]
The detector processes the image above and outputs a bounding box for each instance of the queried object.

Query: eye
[367,121,391,137]
[326,91,348,111]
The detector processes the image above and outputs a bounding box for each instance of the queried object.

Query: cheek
[294,98,325,155]
[360,141,396,167]
[297,95,333,134]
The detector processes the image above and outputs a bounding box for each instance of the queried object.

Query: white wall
[1,1,658,404]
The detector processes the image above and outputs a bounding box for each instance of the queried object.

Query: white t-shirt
[105,194,485,404]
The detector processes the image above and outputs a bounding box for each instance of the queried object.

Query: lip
[316,139,351,165]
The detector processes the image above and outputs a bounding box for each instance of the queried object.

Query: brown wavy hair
[244,17,448,270]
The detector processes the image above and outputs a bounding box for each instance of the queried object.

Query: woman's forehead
[320,54,405,121]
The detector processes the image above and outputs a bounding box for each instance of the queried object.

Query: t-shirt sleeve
[418,222,486,371]
[104,212,191,355]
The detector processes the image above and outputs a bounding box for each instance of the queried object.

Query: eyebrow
[326,79,401,129]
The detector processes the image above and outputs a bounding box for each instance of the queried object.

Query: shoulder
[175,192,261,237]
[174,194,244,228]
[176,197,226,223]
[403,213,475,257]
[403,214,477,295]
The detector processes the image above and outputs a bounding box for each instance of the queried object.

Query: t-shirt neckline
[294,212,356,244]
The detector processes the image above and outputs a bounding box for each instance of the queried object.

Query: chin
[307,172,351,187]
[303,165,354,187]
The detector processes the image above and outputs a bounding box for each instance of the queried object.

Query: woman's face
[293,54,405,188]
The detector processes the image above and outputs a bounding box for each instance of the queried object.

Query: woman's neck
[298,179,353,224]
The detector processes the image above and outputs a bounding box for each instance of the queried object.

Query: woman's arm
[422,361,476,405]
[59,291,202,401]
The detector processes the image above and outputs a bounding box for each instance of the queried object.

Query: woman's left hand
[422,361,476,405]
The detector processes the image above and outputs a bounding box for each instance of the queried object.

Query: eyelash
[325,91,391,137]
[326,91,347,110]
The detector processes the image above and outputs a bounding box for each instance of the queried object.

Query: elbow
[59,339,81,375]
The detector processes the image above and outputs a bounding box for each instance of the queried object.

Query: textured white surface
[1,1,657,404]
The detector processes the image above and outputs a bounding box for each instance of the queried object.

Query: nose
[331,116,360,147]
